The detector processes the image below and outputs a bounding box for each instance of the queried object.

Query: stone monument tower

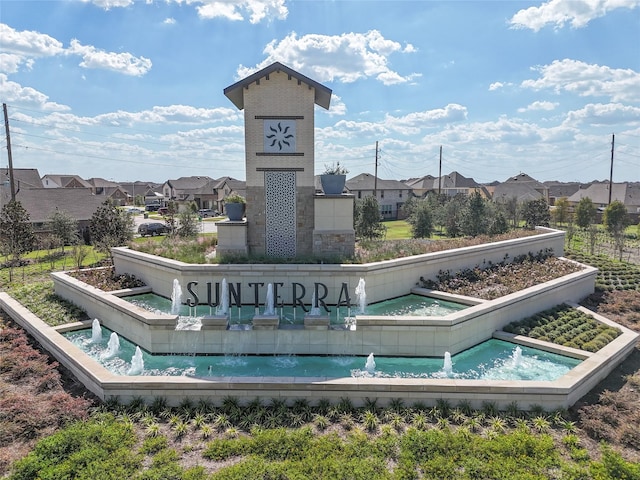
[221,62,354,258]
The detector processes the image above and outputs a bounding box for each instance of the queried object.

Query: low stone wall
[2,291,637,411]
[112,227,565,305]
[50,260,596,357]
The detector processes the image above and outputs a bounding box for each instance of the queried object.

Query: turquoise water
[125,293,469,328]
[64,328,581,381]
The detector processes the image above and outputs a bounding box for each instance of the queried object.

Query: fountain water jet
[127,346,144,375]
[170,279,183,315]
[355,278,366,314]
[103,332,120,359]
[443,351,453,377]
[91,319,102,343]
[263,283,275,316]
[365,352,376,374]
[216,278,229,315]
[309,291,321,316]
[512,346,523,368]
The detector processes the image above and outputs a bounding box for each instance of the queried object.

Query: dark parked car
[138,222,168,237]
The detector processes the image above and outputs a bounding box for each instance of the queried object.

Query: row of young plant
[502,304,621,352]
[566,251,640,292]
[10,408,638,480]
[420,249,583,300]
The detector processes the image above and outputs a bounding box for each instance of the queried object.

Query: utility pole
[438,145,442,196]
[3,103,16,202]
[608,133,615,205]
[374,140,379,197]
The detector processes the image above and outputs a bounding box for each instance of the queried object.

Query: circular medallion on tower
[264,119,296,153]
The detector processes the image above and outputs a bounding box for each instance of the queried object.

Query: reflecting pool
[125,293,470,328]
[64,327,581,381]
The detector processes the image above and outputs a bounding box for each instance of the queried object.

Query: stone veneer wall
[113,228,567,305]
[2,290,638,410]
[242,70,316,256]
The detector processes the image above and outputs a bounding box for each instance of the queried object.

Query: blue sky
[1,0,639,184]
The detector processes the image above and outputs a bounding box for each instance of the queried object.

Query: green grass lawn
[382,220,411,239]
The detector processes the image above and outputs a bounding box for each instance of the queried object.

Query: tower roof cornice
[224,61,332,110]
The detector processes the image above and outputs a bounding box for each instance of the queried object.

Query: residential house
[41,174,93,190]
[544,181,583,206]
[214,177,246,214]
[567,182,640,217]
[491,173,549,205]
[118,181,162,205]
[0,167,43,192]
[345,173,411,220]
[162,176,238,211]
[85,178,129,206]
[406,171,486,198]
[13,187,106,240]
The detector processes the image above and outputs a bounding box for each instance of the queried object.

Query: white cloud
[174,0,289,24]
[67,39,152,76]
[84,0,135,9]
[239,30,419,86]
[522,59,640,103]
[0,74,70,111]
[163,18,177,25]
[517,101,559,113]
[0,24,64,73]
[564,103,640,126]
[510,0,640,31]
[325,94,347,116]
[489,82,504,91]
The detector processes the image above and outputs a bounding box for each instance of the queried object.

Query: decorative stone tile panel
[265,171,297,257]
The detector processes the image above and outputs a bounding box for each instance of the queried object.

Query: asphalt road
[131,213,219,235]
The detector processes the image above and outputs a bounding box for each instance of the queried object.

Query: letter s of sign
[186,281,199,307]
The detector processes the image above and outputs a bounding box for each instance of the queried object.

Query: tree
[163,200,179,235]
[488,209,509,235]
[49,209,79,253]
[520,198,550,230]
[460,191,488,237]
[355,196,385,240]
[400,195,419,219]
[552,197,571,226]
[89,201,134,262]
[497,195,519,228]
[408,201,433,238]
[0,200,36,281]
[575,197,597,230]
[603,200,630,260]
[443,194,466,237]
[177,210,199,238]
[602,200,630,235]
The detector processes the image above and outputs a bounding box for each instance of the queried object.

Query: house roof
[503,172,546,189]
[86,177,120,188]
[544,182,583,199]
[567,182,640,207]
[224,61,332,110]
[405,171,479,190]
[42,174,93,189]
[492,182,545,202]
[166,176,215,190]
[15,188,105,223]
[345,173,411,191]
[0,168,43,189]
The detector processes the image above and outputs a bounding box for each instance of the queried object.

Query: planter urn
[225,202,245,221]
[320,174,346,195]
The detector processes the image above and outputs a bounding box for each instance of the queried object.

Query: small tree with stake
[0,200,36,282]
[355,195,385,240]
[89,200,134,264]
[603,200,630,261]
[49,209,79,253]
